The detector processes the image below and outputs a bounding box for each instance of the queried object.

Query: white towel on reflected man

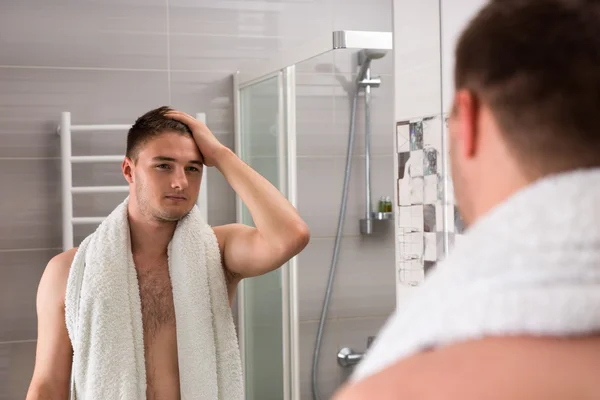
[65,197,243,399]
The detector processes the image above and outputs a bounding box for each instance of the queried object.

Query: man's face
[127,131,204,222]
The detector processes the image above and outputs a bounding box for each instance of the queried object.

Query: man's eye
[157,164,170,169]
[186,166,200,172]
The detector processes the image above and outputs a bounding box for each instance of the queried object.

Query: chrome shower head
[356,48,388,82]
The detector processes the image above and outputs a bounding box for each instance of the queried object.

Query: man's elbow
[273,221,310,262]
[290,220,310,254]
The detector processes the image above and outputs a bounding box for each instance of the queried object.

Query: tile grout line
[0,65,167,72]
[299,315,393,324]
[0,339,37,345]
[0,247,61,254]
[0,65,253,75]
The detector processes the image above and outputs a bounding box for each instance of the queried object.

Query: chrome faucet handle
[337,347,363,368]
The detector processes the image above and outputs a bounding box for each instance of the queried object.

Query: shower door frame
[234,66,299,400]
[233,30,392,400]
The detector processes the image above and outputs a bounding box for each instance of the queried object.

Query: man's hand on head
[164,110,227,167]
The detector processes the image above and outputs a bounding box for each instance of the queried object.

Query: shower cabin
[233,30,393,400]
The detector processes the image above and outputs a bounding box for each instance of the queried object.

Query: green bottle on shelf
[385,196,392,212]
[378,196,386,213]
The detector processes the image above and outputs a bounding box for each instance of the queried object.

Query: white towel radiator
[57,111,208,251]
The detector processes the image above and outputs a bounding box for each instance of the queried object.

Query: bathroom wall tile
[0,249,60,342]
[71,162,126,188]
[206,167,237,226]
[168,0,332,41]
[333,47,394,76]
[0,158,62,250]
[296,52,336,74]
[297,155,394,238]
[330,234,396,319]
[298,319,341,400]
[0,340,37,400]
[169,71,234,139]
[169,33,287,72]
[393,0,442,121]
[72,192,129,219]
[297,234,396,321]
[336,316,389,383]
[297,239,330,322]
[441,0,488,112]
[329,74,394,157]
[332,0,392,32]
[295,73,336,157]
[0,68,169,158]
[0,1,168,69]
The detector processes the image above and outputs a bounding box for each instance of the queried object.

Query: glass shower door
[237,72,287,400]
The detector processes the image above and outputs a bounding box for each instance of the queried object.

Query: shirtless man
[334,0,600,399]
[25,107,310,399]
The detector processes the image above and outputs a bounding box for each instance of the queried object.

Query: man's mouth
[166,195,187,200]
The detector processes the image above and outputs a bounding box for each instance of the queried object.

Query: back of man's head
[455,0,600,178]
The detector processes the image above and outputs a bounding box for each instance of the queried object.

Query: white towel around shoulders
[64,197,244,399]
[352,168,600,382]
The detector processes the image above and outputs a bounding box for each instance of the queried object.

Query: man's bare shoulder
[334,336,600,400]
[39,248,78,304]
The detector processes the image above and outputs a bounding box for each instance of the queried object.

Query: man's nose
[171,167,189,190]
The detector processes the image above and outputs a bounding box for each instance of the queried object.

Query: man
[26,107,310,399]
[335,0,600,399]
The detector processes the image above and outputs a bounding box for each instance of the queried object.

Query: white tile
[424,174,438,204]
[397,231,424,258]
[398,268,425,286]
[440,0,488,113]
[410,176,424,205]
[423,232,437,261]
[410,150,424,177]
[396,123,410,152]
[393,0,442,120]
[397,205,423,231]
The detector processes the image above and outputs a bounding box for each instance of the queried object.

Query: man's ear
[122,157,135,184]
[454,89,480,159]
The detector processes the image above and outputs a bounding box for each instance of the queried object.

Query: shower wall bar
[237,30,393,87]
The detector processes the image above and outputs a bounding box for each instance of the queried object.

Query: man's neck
[127,206,176,259]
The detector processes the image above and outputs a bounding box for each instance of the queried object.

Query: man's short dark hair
[126,106,192,162]
[455,0,600,177]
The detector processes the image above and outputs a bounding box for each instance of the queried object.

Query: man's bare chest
[135,263,176,340]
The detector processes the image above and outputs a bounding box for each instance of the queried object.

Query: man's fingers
[164,110,194,123]
[165,110,209,128]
